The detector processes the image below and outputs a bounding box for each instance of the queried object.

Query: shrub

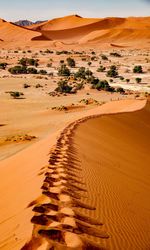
[91,56,97,61]
[9,91,24,99]
[101,54,108,60]
[116,87,125,94]
[0,62,7,69]
[55,80,72,93]
[44,49,53,54]
[107,65,118,78]
[97,66,106,72]
[23,83,30,88]
[93,80,115,92]
[133,65,143,73]
[38,70,47,75]
[66,57,76,67]
[58,65,70,76]
[120,76,124,81]
[110,52,121,57]
[85,69,93,77]
[135,78,142,83]
[56,50,71,55]
[76,82,84,90]
[47,63,52,67]
[27,67,38,74]
[126,79,130,83]
[35,84,43,88]
[8,66,27,74]
[88,62,92,66]
[19,58,39,67]
[60,60,64,64]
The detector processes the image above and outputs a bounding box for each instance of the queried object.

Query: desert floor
[0,46,149,249]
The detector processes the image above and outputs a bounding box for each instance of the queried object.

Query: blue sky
[0,0,150,21]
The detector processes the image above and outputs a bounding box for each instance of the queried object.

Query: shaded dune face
[74,102,150,250]
[27,15,150,44]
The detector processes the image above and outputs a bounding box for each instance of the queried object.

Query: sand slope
[0,19,43,42]
[27,15,150,44]
[0,15,150,45]
[0,99,145,250]
[74,101,150,249]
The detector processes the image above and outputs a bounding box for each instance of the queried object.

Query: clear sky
[0,0,150,21]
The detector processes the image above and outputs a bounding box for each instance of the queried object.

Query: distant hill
[14,20,46,27]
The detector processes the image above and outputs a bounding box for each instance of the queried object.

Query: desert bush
[44,49,54,54]
[8,66,27,74]
[101,54,108,60]
[133,65,143,73]
[110,52,121,57]
[0,62,7,69]
[116,87,125,94]
[23,83,30,88]
[93,80,115,92]
[35,84,43,88]
[9,91,24,99]
[58,65,70,76]
[88,62,92,66]
[107,65,118,78]
[19,58,39,67]
[47,63,52,67]
[55,80,72,93]
[97,65,106,72]
[27,67,38,74]
[38,69,47,75]
[135,77,142,83]
[66,57,76,67]
[56,50,71,55]
[120,76,124,81]
[75,67,86,79]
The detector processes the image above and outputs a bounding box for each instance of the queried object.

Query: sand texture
[0,99,146,250]
[74,101,150,249]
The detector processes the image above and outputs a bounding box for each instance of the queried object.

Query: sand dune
[74,101,150,249]
[0,99,146,250]
[0,18,43,42]
[79,28,150,44]
[27,15,101,31]
[0,15,150,45]
[26,15,150,45]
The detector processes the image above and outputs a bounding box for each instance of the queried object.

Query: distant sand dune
[27,15,150,45]
[0,18,43,42]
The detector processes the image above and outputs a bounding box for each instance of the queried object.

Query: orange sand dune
[27,15,101,31]
[0,99,146,250]
[74,101,150,249]
[26,15,150,44]
[0,15,150,45]
[79,28,150,44]
[0,18,43,42]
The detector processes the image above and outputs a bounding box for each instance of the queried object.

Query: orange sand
[0,15,150,47]
[74,101,150,249]
[0,99,146,249]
